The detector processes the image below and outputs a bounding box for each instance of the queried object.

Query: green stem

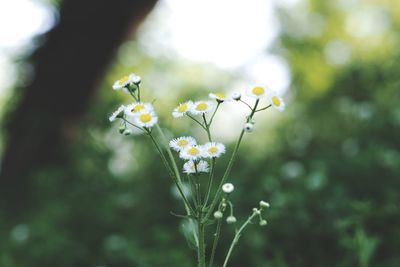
[203,114,212,141]
[255,104,272,112]
[209,102,220,126]
[148,129,195,215]
[155,124,199,243]
[203,158,216,208]
[197,220,206,267]
[203,100,259,223]
[187,114,208,131]
[208,219,222,267]
[222,212,258,267]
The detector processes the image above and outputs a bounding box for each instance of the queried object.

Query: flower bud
[259,201,270,209]
[259,219,267,226]
[252,208,261,215]
[231,92,241,101]
[119,125,126,134]
[123,129,132,136]
[214,211,223,219]
[226,216,237,224]
[244,122,254,133]
[222,183,234,193]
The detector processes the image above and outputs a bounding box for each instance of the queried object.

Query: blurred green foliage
[1,0,400,266]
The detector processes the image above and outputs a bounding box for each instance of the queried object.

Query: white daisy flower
[269,91,286,112]
[222,183,234,193]
[246,86,268,99]
[209,92,229,102]
[109,105,125,122]
[179,145,204,161]
[133,110,158,128]
[169,136,197,152]
[112,73,141,90]
[124,102,154,117]
[183,160,209,174]
[172,101,193,118]
[203,142,226,158]
[190,100,214,115]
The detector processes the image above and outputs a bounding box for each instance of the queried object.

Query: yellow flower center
[208,147,218,154]
[196,102,209,111]
[132,104,145,112]
[177,103,188,113]
[188,147,200,156]
[272,96,281,106]
[139,113,152,123]
[177,139,189,147]
[252,86,265,96]
[215,93,225,99]
[118,76,129,85]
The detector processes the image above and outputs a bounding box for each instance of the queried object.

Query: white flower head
[125,102,154,117]
[109,105,125,122]
[222,183,234,193]
[169,136,197,152]
[269,91,286,112]
[231,92,241,101]
[172,101,193,118]
[203,142,226,158]
[190,100,214,115]
[133,110,158,128]
[209,92,229,103]
[244,122,254,132]
[183,160,209,174]
[246,86,268,99]
[179,145,204,161]
[112,73,141,90]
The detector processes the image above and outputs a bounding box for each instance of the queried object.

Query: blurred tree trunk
[0,0,157,214]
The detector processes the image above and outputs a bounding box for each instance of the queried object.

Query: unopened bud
[244,123,254,133]
[259,220,267,226]
[231,92,241,101]
[252,208,261,215]
[226,216,237,224]
[259,201,270,209]
[123,129,132,136]
[214,211,223,219]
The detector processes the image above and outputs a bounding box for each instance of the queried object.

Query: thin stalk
[121,118,146,132]
[239,99,253,111]
[255,104,272,112]
[197,221,206,267]
[154,124,199,244]
[222,212,258,267]
[203,114,212,141]
[208,219,222,267]
[209,102,220,126]
[147,130,195,215]
[187,114,208,131]
[203,100,259,223]
[203,158,216,208]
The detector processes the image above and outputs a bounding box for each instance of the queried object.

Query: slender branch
[203,158,216,208]
[222,212,258,267]
[255,104,272,112]
[121,118,145,132]
[239,100,253,110]
[147,129,195,215]
[209,102,220,126]
[203,100,259,223]
[208,218,222,267]
[203,114,212,141]
[187,114,208,131]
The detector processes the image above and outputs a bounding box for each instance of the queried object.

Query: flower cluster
[169,136,225,174]
[107,73,285,267]
[108,74,159,133]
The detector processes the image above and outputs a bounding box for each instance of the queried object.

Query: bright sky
[0,0,290,97]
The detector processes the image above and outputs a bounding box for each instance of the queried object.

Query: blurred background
[0,0,399,266]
